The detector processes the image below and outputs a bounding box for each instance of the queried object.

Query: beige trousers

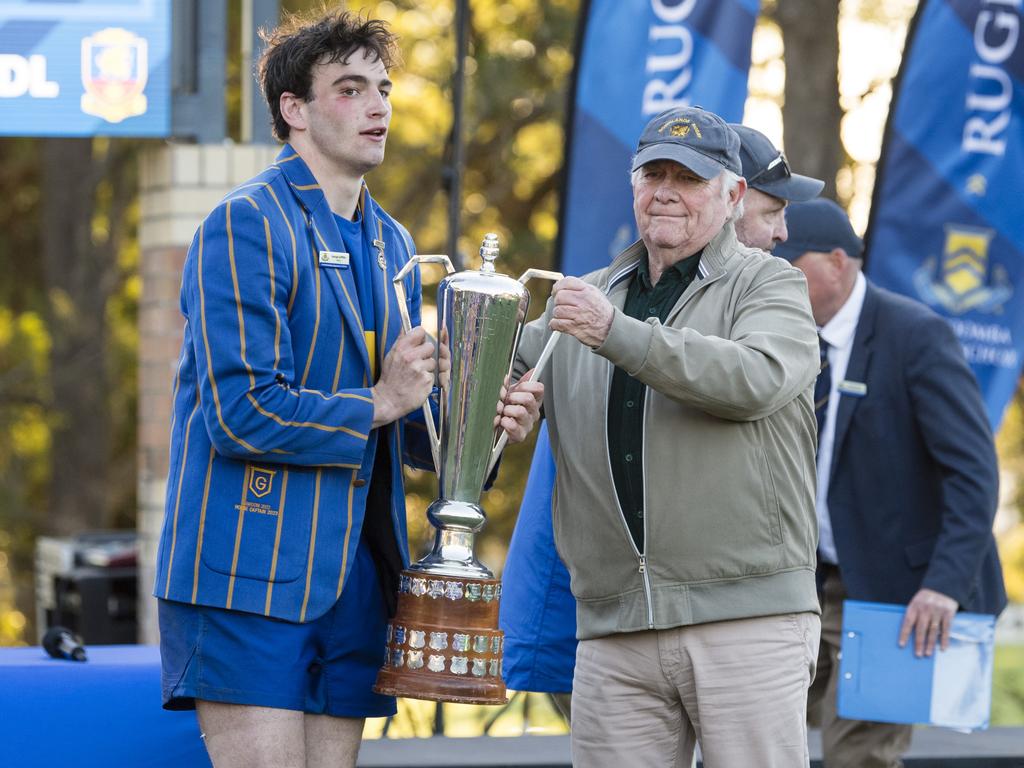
[808,568,913,768]
[571,612,820,768]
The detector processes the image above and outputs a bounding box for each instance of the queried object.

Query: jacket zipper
[639,392,654,629]
[598,250,727,630]
[637,263,714,630]
[602,323,656,630]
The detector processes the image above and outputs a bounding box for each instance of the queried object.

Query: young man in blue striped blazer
[153,10,541,767]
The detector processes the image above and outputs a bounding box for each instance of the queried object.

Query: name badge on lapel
[319,251,350,268]
[373,238,387,270]
[837,380,868,397]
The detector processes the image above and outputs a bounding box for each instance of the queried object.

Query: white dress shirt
[816,271,866,565]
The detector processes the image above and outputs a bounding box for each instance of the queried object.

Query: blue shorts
[158,538,396,718]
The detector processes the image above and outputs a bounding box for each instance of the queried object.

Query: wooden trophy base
[374,570,507,705]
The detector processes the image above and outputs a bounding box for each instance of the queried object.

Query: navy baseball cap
[729,124,824,202]
[632,106,741,178]
[774,199,864,263]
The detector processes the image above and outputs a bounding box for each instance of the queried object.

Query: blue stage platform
[1,645,1020,767]
[0,645,211,767]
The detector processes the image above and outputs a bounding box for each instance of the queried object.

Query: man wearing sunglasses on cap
[730,124,824,252]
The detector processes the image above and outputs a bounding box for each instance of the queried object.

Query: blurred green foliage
[0,137,45,647]
[0,136,141,645]
[993,644,1024,726]
[363,691,568,739]
[997,397,1024,606]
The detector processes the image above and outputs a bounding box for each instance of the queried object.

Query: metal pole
[432,1,469,732]
[241,0,255,143]
[446,0,470,270]
[171,0,227,143]
[242,0,279,145]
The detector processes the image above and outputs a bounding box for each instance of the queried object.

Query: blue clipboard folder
[838,600,996,731]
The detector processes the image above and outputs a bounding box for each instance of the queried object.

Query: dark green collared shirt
[608,251,702,552]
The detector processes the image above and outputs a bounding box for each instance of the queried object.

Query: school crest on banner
[913,224,1012,314]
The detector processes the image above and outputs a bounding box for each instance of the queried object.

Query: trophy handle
[485,269,565,478]
[517,268,564,285]
[392,255,457,475]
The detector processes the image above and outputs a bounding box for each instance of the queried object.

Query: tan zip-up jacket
[515,223,821,640]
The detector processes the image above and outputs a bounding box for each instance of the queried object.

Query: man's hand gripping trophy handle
[484,268,564,478]
[391,255,456,474]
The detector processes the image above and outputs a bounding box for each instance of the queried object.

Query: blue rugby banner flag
[557,0,759,275]
[864,0,1024,429]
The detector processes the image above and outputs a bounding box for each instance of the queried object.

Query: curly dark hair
[258,8,400,141]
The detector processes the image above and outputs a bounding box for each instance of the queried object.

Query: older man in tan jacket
[515,105,821,768]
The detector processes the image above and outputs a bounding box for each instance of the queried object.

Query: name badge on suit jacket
[838,380,867,397]
[319,251,350,268]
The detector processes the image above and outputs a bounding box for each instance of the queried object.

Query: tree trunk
[775,0,845,201]
[40,139,114,536]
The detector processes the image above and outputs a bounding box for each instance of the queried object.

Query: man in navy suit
[776,199,1006,768]
[153,10,542,768]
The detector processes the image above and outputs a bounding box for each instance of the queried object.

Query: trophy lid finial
[479,233,500,273]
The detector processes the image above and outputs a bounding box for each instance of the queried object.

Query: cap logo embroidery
[658,118,702,139]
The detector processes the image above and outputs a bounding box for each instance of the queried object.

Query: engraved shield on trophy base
[374,571,505,705]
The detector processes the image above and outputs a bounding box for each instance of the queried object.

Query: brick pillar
[137,143,278,643]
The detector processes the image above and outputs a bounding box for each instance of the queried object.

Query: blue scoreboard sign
[0,0,171,137]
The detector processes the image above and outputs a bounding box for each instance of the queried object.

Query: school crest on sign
[912,224,1011,314]
[81,28,149,123]
[249,468,277,499]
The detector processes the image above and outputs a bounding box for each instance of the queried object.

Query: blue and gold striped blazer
[153,145,433,622]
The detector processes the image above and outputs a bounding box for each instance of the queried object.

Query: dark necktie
[814,336,831,449]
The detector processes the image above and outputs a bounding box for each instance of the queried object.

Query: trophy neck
[411,499,494,578]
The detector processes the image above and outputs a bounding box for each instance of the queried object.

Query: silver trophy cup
[376,234,562,704]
